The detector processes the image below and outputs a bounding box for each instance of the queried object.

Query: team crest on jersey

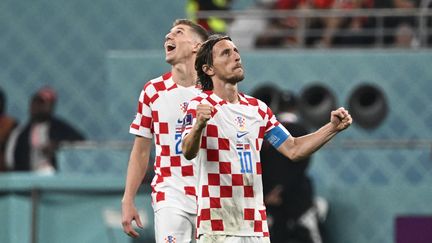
[234,116,246,131]
[164,235,176,243]
[180,101,189,113]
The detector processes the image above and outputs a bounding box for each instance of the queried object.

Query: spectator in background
[255,0,376,48]
[0,87,18,172]
[5,86,85,174]
[186,0,233,34]
[261,90,326,243]
[375,0,420,46]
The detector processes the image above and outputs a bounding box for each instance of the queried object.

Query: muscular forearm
[281,122,338,161]
[122,137,151,203]
[182,125,205,160]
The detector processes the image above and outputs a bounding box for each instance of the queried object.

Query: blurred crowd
[189,0,432,49]
[0,86,85,175]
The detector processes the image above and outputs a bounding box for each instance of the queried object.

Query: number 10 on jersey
[238,150,253,173]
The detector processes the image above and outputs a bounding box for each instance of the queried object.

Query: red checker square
[206,124,218,137]
[256,162,262,175]
[254,220,263,232]
[181,165,194,176]
[259,209,267,220]
[155,156,161,167]
[244,208,255,220]
[170,156,181,166]
[232,174,244,186]
[140,116,152,128]
[267,107,274,117]
[184,186,196,196]
[159,122,169,134]
[201,185,209,197]
[155,175,164,183]
[137,100,143,113]
[162,72,171,80]
[258,108,266,119]
[155,134,160,145]
[219,162,231,174]
[160,167,171,177]
[200,208,211,220]
[156,192,165,202]
[255,139,260,151]
[210,197,221,208]
[218,138,230,150]
[200,136,207,148]
[220,186,232,198]
[160,145,170,156]
[143,94,152,105]
[258,126,266,139]
[150,93,159,103]
[207,149,219,161]
[247,97,258,106]
[151,111,159,122]
[130,123,139,130]
[208,174,220,185]
[211,220,224,231]
[244,186,254,197]
[153,81,166,91]
[263,232,269,237]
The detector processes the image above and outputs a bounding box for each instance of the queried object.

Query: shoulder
[143,72,172,92]
[240,93,267,107]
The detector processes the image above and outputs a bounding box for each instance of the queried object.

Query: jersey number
[238,151,253,173]
[175,133,182,154]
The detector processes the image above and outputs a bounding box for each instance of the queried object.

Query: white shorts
[154,207,197,243]
[197,235,270,243]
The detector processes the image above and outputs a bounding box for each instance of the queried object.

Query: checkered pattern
[130,72,201,213]
[183,91,289,237]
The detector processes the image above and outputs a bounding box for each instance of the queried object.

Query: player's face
[210,39,244,84]
[164,24,199,65]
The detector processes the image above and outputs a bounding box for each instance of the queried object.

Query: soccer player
[121,19,208,243]
[182,35,352,243]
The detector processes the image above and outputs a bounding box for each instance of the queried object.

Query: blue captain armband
[264,125,290,148]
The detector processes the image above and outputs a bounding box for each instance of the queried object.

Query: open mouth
[166,43,176,52]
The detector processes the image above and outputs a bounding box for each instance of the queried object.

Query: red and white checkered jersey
[182,91,291,237]
[130,72,201,214]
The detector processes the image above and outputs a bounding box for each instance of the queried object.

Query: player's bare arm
[277,107,352,161]
[182,104,213,160]
[121,136,151,237]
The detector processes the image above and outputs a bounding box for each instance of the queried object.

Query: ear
[192,42,201,54]
[202,64,214,76]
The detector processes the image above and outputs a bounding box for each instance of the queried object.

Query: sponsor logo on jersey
[236,131,249,138]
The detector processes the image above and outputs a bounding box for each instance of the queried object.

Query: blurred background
[0,0,431,243]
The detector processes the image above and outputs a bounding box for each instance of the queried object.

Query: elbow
[183,151,196,160]
[182,143,197,160]
[285,142,306,162]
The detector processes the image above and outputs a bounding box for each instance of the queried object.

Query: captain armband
[264,125,290,148]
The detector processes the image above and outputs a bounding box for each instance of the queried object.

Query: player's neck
[213,81,239,104]
[171,61,197,87]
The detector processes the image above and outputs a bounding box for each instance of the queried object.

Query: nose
[234,51,241,62]
[165,32,173,41]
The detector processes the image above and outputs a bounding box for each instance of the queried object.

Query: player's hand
[330,107,352,131]
[121,201,143,238]
[196,104,213,129]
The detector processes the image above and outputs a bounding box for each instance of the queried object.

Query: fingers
[122,218,140,238]
[196,104,213,127]
[331,107,353,129]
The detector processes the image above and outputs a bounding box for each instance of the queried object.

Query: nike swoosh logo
[236,131,249,138]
